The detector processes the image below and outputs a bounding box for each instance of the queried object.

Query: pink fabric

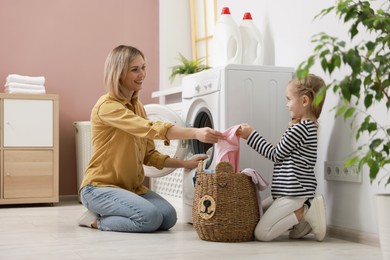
[241,168,269,191]
[216,125,241,172]
[241,168,269,216]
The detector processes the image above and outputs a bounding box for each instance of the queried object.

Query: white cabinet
[0,94,59,205]
[3,99,53,147]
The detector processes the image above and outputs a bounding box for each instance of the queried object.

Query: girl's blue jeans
[80,185,177,232]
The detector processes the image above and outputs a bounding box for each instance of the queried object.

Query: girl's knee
[254,223,274,242]
[254,231,274,242]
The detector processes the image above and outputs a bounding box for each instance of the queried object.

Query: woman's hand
[166,126,223,143]
[163,154,208,169]
[238,123,254,140]
[182,154,208,169]
[195,127,224,143]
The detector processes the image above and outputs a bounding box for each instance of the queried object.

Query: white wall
[160,0,390,236]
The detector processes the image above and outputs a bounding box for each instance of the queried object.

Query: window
[189,0,217,66]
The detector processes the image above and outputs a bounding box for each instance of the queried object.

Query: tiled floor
[0,196,383,260]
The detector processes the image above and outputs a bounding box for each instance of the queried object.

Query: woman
[78,45,223,232]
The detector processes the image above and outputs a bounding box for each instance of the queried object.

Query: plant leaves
[300,0,390,184]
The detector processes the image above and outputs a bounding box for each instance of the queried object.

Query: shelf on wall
[151,87,182,98]
[152,87,182,106]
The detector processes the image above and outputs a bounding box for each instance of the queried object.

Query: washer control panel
[182,68,220,99]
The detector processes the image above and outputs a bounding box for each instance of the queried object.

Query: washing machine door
[143,104,187,178]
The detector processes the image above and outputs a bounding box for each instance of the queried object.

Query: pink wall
[0,0,159,195]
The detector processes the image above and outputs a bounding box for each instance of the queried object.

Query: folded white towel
[5,82,45,90]
[6,74,45,86]
[4,87,46,94]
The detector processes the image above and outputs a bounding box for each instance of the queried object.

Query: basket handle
[197,160,204,173]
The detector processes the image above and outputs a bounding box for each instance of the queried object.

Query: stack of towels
[4,74,46,94]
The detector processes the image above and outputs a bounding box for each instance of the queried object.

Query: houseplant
[169,53,210,83]
[296,0,389,258]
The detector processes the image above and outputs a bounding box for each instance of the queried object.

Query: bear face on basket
[192,161,260,242]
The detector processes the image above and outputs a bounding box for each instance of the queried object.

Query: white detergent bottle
[239,12,264,65]
[212,7,242,67]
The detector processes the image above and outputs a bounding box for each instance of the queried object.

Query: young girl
[238,74,327,242]
[77,45,223,233]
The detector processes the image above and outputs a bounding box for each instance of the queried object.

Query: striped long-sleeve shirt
[246,120,318,199]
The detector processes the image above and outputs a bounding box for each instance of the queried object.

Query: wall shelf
[151,87,182,108]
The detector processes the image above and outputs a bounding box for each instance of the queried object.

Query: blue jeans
[80,185,177,232]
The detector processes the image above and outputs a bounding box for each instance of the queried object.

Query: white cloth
[6,74,45,86]
[4,87,46,94]
[5,82,45,90]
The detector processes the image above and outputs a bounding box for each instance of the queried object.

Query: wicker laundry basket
[192,161,260,242]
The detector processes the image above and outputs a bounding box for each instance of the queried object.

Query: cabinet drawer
[3,99,53,147]
[3,150,54,199]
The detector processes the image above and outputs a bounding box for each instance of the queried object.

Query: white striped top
[247,120,318,199]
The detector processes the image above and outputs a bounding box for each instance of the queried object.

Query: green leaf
[345,156,360,168]
[320,49,330,58]
[362,62,373,73]
[333,55,342,68]
[350,78,362,98]
[364,94,373,108]
[350,23,359,39]
[336,105,347,117]
[343,107,355,121]
[313,85,327,106]
[321,59,328,73]
[367,122,377,133]
[365,41,375,55]
[307,55,315,68]
[369,139,382,150]
[368,160,379,181]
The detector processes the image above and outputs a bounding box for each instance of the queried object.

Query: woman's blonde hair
[290,74,326,124]
[104,45,145,101]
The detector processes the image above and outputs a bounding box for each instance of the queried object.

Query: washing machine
[144,64,294,223]
[181,64,294,223]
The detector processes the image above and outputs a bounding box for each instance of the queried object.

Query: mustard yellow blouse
[80,94,173,195]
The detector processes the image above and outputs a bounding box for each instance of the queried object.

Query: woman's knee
[101,206,163,233]
[136,205,164,232]
[159,206,177,230]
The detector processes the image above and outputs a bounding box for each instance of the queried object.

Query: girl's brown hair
[103,45,145,101]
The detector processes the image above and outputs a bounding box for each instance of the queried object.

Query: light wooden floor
[0,196,383,260]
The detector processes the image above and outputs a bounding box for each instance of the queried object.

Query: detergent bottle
[239,12,264,65]
[212,7,242,67]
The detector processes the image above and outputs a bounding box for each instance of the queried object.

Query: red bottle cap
[243,12,253,20]
[221,7,231,15]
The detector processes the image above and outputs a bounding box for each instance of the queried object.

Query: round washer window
[189,108,214,169]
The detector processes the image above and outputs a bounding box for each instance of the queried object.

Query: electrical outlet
[324,161,362,183]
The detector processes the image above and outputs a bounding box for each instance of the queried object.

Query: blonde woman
[239,74,327,242]
[78,45,223,232]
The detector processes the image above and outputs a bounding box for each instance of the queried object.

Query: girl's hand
[239,123,254,140]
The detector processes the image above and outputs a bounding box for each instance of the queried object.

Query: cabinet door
[3,150,54,198]
[3,99,53,147]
